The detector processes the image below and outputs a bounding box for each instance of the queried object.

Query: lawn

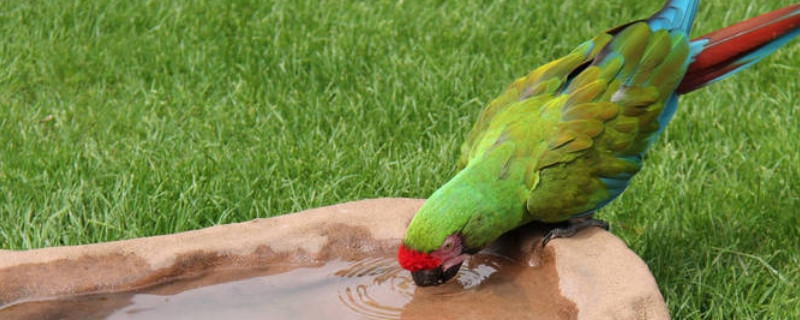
[1,0,798,318]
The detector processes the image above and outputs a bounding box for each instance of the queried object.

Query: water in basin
[2,246,575,319]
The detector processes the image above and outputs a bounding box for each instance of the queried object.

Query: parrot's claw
[541,218,609,247]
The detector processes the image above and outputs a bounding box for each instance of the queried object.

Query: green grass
[1,0,799,318]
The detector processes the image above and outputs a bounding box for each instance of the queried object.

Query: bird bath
[0,199,669,319]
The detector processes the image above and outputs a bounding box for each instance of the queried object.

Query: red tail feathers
[678,4,800,94]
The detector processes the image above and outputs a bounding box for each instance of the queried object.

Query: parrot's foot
[541,218,609,247]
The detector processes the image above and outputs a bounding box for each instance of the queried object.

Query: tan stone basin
[0,198,669,319]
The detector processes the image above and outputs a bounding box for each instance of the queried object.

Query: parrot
[398,0,800,287]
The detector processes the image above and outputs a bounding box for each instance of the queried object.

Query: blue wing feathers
[649,0,700,33]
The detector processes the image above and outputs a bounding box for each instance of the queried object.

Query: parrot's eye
[444,243,452,250]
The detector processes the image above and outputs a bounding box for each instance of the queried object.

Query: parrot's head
[397,179,503,286]
[398,160,523,286]
[397,233,471,286]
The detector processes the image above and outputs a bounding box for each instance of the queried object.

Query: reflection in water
[455,260,499,290]
[1,250,574,320]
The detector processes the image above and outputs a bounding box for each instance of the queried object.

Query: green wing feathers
[457,34,613,170]
[459,22,691,222]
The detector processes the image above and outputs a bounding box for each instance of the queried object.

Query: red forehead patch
[397,244,441,271]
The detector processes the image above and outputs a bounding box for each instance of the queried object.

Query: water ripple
[335,258,413,320]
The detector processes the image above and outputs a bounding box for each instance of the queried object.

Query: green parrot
[398,0,800,286]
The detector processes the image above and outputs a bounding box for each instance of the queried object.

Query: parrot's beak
[410,262,463,287]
